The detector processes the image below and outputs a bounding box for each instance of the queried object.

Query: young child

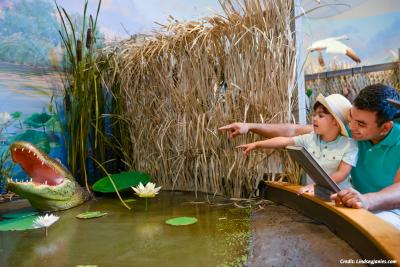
[237,93,358,194]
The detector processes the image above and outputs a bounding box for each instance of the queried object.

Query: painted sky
[302,0,400,68]
[53,0,400,69]
[55,0,223,41]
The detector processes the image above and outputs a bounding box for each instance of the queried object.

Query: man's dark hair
[353,84,400,126]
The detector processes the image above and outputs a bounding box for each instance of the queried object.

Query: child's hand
[298,184,314,195]
[236,143,256,156]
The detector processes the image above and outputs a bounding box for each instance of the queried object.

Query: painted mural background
[0,0,399,192]
[0,0,65,192]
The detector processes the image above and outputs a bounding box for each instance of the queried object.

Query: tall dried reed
[103,0,302,197]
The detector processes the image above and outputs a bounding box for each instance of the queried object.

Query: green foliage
[0,150,15,186]
[24,113,52,127]
[306,87,313,97]
[0,0,59,65]
[2,210,39,219]
[92,171,151,193]
[11,130,50,154]
[0,215,39,231]
[10,112,22,119]
[0,0,105,66]
[56,0,112,189]
[76,211,107,219]
[165,217,198,226]
[24,112,53,133]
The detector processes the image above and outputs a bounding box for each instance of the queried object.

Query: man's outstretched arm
[218,122,313,139]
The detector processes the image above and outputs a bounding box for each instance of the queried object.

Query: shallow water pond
[0,191,251,267]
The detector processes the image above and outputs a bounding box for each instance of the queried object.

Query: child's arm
[236,137,295,156]
[330,160,352,184]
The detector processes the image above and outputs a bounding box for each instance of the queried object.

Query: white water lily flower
[33,214,59,228]
[0,112,11,125]
[131,182,161,198]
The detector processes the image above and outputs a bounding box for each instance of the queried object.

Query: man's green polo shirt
[351,123,400,194]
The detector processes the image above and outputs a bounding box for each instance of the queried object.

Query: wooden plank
[305,62,399,81]
[264,181,400,265]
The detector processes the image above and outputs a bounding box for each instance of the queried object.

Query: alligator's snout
[7,141,90,211]
[10,142,66,186]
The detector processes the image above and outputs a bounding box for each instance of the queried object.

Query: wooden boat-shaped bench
[262,182,400,265]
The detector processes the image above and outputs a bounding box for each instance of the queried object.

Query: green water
[0,191,251,267]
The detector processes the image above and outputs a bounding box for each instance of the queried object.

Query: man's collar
[377,122,400,147]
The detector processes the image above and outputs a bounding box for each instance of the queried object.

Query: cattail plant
[56,0,119,192]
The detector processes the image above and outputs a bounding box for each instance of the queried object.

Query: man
[219,84,400,228]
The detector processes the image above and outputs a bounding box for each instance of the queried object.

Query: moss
[214,208,252,267]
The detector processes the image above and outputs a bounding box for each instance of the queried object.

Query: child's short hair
[313,101,330,114]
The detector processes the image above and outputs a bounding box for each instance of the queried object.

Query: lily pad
[24,112,52,128]
[92,171,151,193]
[76,211,107,219]
[165,217,198,226]
[11,111,22,119]
[2,209,38,219]
[0,215,39,231]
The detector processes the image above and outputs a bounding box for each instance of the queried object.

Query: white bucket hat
[315,93,352,137]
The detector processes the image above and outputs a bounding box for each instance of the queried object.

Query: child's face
[312,106,340,136]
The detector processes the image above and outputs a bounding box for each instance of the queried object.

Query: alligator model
[6,141,91,211]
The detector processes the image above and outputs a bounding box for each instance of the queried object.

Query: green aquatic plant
[132,182,162,211]
[76,211,107,219]
[91,157,131,210]
[92,171,150,193]
[55,0,114,191]
[33,214,60,236]
[165,217,198,226]
[2,210,39,219]
[0,215,40,231]
[0,150,14,187]
[24,112,52,133]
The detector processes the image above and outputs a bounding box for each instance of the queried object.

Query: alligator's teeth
[30,178,32,182]
[21,148,24,151]
[41,161,44,165]
[13,148,16,151]
[45,180,47,185]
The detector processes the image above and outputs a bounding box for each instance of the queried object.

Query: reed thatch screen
[103,0,302,197]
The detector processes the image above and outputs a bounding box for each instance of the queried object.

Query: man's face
[348,107,383,141]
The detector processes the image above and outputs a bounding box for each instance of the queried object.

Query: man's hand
[218,123,249,139]
[330,188,371,210]
[236,143,256,156]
